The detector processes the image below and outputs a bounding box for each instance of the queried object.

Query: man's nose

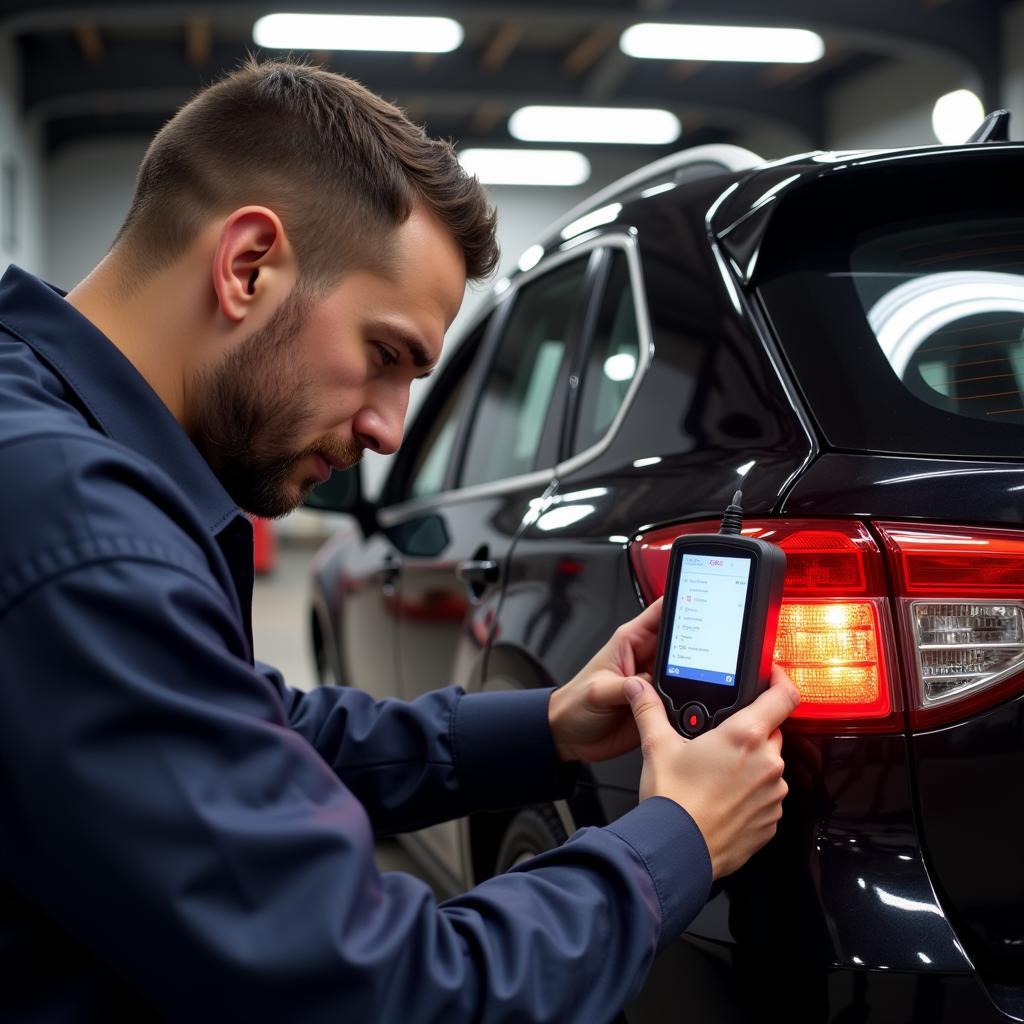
[352,403,405,456]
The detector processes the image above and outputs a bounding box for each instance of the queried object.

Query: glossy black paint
[308,143,1024,1022]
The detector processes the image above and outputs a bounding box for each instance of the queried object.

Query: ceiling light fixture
[253,13,464,53]
[458,149,591,187]
[509,106,681,145]
[620,23,824,63]
[932,89,985,144]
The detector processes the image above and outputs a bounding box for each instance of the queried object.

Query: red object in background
[251,515,277,574]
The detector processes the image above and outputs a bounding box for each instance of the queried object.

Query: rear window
[756,152,1024,458]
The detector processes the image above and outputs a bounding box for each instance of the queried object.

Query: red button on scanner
[681,703,707,736]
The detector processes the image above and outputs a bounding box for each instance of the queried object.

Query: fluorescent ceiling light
[458,149,590,187]
[932,89,984,144]
[509,106,681,145]
[253,13,464,53]
[620,23,824,63]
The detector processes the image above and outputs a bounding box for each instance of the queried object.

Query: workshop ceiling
[0,0,1012,156]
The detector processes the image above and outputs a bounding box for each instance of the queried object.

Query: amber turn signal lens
[774,600,891,718]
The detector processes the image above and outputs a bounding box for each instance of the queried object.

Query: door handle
[455,559,500,586]
[380,555,400,595]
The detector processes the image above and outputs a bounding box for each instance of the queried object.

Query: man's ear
[211,207,295,324]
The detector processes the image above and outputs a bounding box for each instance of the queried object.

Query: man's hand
[547,599,663,764]
[625,667,800,879]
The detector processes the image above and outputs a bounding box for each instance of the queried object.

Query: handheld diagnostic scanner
[652,491,787,737]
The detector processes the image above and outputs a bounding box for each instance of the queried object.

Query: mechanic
[0,60,799,1022]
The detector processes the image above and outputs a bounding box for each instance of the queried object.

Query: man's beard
[191,288,362,519]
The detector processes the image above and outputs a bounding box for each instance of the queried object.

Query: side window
[402,320,486,501]
[572,251,641,454]
[460,259,588,487]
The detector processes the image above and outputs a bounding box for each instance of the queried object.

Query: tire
[311,612,339,687]
[494,805,568,872]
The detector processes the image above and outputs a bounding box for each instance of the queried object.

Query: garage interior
[2,0,1022,933]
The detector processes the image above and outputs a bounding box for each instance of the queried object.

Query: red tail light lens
[631,519,899,730]
[876,522,1024,728]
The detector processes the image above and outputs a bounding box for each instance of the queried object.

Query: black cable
[719,489,744,535]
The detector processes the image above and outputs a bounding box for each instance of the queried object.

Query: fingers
[633,596,663,630]
[585,671,635,708]
[729,680,801,739]
[621,597,663,644]
[769,663,800,699]
[615,597,664,672]
[624,677,675,751]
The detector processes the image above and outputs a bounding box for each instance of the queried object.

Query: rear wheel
[311,612,339,687]
[494,805,567,871]
[495,806,630,1024]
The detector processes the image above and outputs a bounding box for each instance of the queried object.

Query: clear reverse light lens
[253,14,464,53]
[912,602,1024,704]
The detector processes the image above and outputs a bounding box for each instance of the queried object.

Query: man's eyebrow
[371,321,438,378]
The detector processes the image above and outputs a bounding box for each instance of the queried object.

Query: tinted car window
[397,319,487,502]
[756,155,1024,458]
[460,259,587,487]
[572,251,639,454]
[407,371,470,499]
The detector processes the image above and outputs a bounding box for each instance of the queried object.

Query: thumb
[731,678,801,737]
[623,678,674,746]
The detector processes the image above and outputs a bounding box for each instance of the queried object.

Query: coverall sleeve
[264,662,578,834]
[0,553,712,1024]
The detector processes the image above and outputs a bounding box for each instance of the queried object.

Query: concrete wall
[0,34,43,276]
[45,136,146,290]
[823,0,1024,152]
[825,57,965,151]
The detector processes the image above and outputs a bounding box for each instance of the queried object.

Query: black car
[307,127,1024,1022]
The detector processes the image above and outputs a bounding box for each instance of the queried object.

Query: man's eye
[374,343,398,367]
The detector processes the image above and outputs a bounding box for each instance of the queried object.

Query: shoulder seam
[0,428,136,461]
[0,536,218,623]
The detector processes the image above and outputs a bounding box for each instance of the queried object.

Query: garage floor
[252,535,444,897]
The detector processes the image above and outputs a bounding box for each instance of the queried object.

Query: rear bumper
[629,935,1019,1023]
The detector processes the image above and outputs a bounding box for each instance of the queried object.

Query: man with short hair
[0,60,798,1021]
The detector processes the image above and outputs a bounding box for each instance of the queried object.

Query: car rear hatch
[741,145,1024,995]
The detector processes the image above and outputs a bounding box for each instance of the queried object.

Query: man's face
[192,205,466,518]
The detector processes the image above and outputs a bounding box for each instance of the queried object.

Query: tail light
[875,523,1024,729]
[632,517,1024,732]
[631,519,899,731]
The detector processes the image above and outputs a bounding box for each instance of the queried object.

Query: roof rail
[538,144,764,245]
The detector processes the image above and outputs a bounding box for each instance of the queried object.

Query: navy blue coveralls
[0,265,711,1022]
